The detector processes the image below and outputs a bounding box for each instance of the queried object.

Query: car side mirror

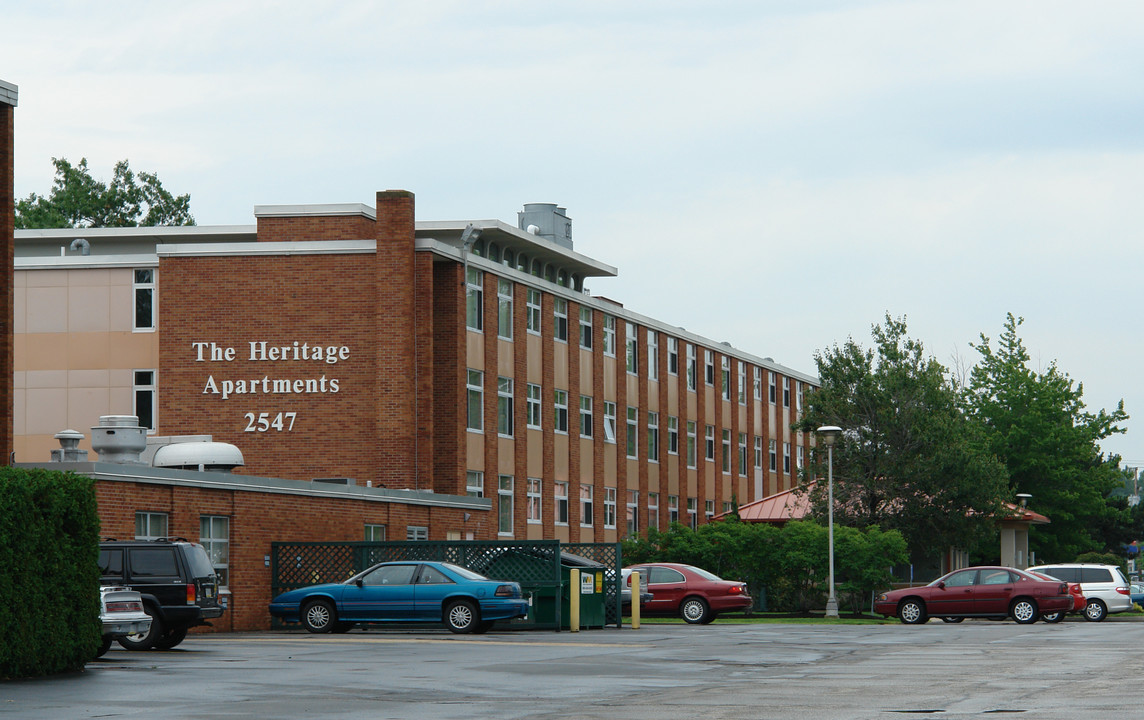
[937,581,946,590]
[355,578,364,588]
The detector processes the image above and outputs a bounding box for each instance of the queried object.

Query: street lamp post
[817,425,842,619]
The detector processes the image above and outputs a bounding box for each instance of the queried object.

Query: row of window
[465,472,733,536]
[465,368,804,474]
[466,268,807,408]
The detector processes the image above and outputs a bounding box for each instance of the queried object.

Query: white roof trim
[157,240,376,258]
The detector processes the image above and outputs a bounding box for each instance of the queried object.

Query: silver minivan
[1027,563,1131,621]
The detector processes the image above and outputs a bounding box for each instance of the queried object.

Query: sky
[4,1,1142,469]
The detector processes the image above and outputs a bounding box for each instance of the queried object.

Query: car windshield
[183,543,218,579]
[683,565,722,581]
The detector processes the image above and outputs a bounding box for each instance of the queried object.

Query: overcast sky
[5,1,1142,472]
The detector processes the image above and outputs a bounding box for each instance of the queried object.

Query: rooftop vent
[91,416,147,465]
[51,429,89,462]
[518,203,572,250]
[152,442,245,472]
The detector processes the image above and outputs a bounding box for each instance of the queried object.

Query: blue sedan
[269,561,530,634]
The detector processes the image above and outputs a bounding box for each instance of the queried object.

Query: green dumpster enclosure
[482,549,606,629]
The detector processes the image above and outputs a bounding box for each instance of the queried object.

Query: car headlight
[875,593,887,602]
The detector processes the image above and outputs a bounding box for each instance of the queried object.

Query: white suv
[1027,563,1131,621]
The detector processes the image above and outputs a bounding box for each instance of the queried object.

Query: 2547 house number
[243,412,298,432]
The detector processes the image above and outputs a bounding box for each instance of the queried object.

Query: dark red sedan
[624,563,752,624]
[875,566,1074,625]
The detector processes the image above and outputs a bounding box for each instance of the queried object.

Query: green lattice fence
[270,540,620,630]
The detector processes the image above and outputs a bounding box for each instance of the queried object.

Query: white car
[98,586,151,657]
[1027,564,1132,621]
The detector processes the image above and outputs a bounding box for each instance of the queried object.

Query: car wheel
[444,600,479,634]
[302,599,337,633]
[1011,598,1039,624]
[1084,599,1107,622]
[899,599,927,625]
[152,627,188,650]
[118,606,163,650]
[680,597,710,624]
[95,637,112,658]
[1041,611,1063,624]
[941,617,964,623]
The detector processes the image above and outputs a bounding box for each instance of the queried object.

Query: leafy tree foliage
[965,314,1128,562]
[798,315,1009,563]
[16,157,194,228]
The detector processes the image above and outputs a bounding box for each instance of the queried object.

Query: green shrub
[0,468,101,679]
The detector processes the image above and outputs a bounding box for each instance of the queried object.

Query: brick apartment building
[14,189,817,630]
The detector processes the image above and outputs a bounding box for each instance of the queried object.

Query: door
[413,564,458,620]
[972,568,1017,615]
[339,563,418,621]
[928,569,977,616]
[642,566,688,614]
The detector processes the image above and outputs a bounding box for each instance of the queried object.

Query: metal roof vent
[90,416,147,465]
[152,442,245,472]
[51,429,89,462]
[518,203,572,249]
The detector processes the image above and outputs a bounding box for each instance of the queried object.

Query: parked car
[623,563,751,624]
[1027,563,1132,622]
[874,566,1073,625]
[1131,584,1144,607]
[621,568,653,609]
[268,561,530,634]
[97,586,151,657]
[99,538,224,650]
[1027,570,1085,623]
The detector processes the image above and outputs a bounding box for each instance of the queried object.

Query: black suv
[98,538,224,650]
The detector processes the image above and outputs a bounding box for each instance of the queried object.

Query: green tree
[834,524,908,615]
[16,157,194,228]
[965,313,1128,562]
[798,314,1009,563]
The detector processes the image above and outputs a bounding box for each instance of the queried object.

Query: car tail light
[495,584,517,597]
[728,584,744,595]
[1116,586,1130,595]
[187,583,197,604]
[106,600,143,613]
[1059,583,1068,595]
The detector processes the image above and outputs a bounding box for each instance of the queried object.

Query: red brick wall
[0,101,13,463]
[256,215,375,241]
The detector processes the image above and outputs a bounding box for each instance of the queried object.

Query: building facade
[15,190,817,628]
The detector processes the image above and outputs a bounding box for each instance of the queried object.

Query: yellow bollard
[569,568,580,632]
[630,571,641,629]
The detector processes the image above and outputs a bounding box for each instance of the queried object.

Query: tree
[964,313,1129,562]
[798,314,1009,563]
[16,157,194,228]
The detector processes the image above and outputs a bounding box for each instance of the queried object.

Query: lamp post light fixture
[817,425,842,619]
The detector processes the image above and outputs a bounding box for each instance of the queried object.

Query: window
[497,278,513,340]
[134,370,156,431]
[687,498,697,530]
[554,390,569,433]
[738,362,747,405]
[626,406,638,458]
[648,492,659,531]
[754,436,763,469]
[497,376,513,437]
[135,511,167,540]
[466,370,483,431]
[721,356,730,400]
[364,524,386,541]
[554,298,568,342]
[783,442,791,474]
[647,411,659,462]
[647,330,659,380]
[686,344,697,391]
[625,323,638,374]
[739,433,748,477]
[526,288,541,334]
[705,425,715,461]
[580,395,593,438]
[626,491,639,536]
[200,515,230,587]
[667,416,679,455]
[797,445,805,472]
[527,478,542,524]
[605,487,617,529]
[668,495,679,524]
[466,267,483,331]
[783,378,791,408]
[466,470,484,497]
[498,475,513,535]
[527,383,541,429]
[721,429,731,473]
[603,401,617,443]
[769,439,778,472]
[705,500,715,523]
[580,485,594,527]
[686,421,697,468]
[754,367,762,401]
[769,372,777,404]
[579,307,593,349]
[555,481,569,525]
[797,381,805,412]
[134,268,155,331]
[667,337,679,376]
[705,350,715,386]
[603,315,616,356]
[407,526,428,541]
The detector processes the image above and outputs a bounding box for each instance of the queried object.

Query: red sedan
[1028,571,1085,623]
[874,566,1074,625]
[624,563,752,624]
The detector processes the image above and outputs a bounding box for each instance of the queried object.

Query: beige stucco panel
[25,269,68,289]
[26,287,69,333]
[527,429,544,476]
[23,388,68,435]
[67,286,111,333]
[68,386,113,431]
[466,431,484,473]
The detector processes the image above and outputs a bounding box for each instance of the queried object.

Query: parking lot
[5,619,1143,719]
